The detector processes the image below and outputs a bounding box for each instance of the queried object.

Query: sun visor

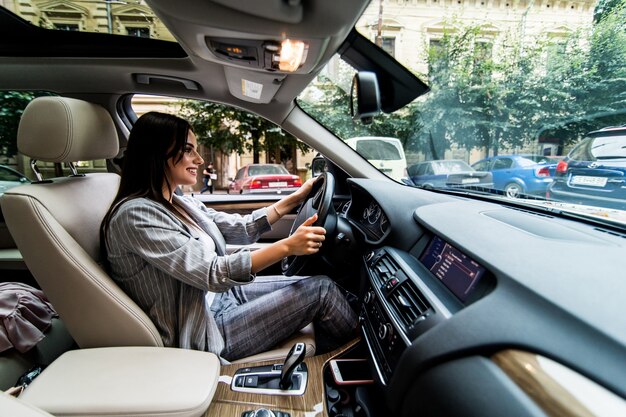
[224,67,285,104]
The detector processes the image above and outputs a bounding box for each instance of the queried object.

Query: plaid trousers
[211,275,358,361]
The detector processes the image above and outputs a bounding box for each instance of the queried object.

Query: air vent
[388,281,431,329]
[370,253,399,287]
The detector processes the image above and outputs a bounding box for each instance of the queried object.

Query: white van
[345,137,407,182]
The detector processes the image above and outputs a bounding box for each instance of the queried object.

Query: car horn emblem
[588,162,599,169]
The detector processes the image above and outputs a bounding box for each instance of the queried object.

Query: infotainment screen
[419,236,486,302]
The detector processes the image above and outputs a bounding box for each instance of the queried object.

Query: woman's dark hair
[100,112,191,262]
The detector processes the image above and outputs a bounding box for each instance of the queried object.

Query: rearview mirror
[350,71,381,124]
[311,155,327,178]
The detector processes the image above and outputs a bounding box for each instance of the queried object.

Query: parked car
[228,164,302,194]
[0,164,30,196]
[407,159,493,189]
[547,126,626,210]
[345,137,407,182]
[471,155,558,198]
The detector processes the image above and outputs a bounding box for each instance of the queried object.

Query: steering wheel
[282,172,335,276]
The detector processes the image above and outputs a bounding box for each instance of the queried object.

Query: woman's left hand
[291,176,319,205]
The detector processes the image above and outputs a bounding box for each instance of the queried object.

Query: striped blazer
[105,194,271,361]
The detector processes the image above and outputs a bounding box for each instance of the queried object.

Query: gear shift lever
[279,342,306,390]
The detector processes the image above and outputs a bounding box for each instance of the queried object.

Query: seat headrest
[17,97,119,163]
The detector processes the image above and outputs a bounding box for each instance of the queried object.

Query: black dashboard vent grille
[389,281,431,328]
[370,253,399,287]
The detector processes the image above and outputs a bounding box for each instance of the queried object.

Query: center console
[231,342,308,396]
[360,241,493,385]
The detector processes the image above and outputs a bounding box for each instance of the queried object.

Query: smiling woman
[100,111,358,362]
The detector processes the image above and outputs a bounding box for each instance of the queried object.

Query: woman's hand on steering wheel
[282,172,335,275]
[290,176,321,205]
[284,213,326,256]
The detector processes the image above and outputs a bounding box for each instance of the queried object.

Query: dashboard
[342,199,389,242]
[340,178,626,417]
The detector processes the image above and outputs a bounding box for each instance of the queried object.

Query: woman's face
[166,130,204,188]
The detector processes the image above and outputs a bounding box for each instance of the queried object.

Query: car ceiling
[0,0,370,124]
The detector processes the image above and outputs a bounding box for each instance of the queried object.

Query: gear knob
[279,342,306,390]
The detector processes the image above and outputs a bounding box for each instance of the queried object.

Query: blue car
[547,126,626,210]
[471,155,558,198]
[407,159,493,189]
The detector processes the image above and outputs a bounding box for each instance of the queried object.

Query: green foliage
[594,0,624,22]
[298,74,421,145]
[0,91,37,157]
[415,3,626,157]
[178,100,309,164]
[0,91,55,159]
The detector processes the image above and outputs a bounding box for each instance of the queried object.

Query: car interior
[1,1,625,417]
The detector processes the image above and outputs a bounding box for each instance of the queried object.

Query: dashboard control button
[378,323,392,340]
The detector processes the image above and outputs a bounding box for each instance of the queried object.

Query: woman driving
[100,112,357,362]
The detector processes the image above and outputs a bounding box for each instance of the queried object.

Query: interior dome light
[278,39,307,72]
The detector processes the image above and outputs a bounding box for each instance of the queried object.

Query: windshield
[298,0,626,225]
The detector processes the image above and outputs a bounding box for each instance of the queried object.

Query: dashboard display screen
[420,236,486,302]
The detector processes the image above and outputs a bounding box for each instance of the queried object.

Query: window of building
[473,41,493,82]
[127,27,150,38]
[53,23,79,31]
[381,36,396,57]
[427,38,444,79]
[546,41,567,71]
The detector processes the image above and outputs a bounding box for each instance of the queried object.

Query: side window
[130,94,317,197]
[1,91,51,182]
[0,167,23,181]
[492,158,513,170]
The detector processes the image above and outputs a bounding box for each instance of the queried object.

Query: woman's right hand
[250,213,325,273]
[284,213,326,256]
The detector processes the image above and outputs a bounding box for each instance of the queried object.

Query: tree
[0,91,38,158]
[594,0,624,22]
[179,100,309,170]
[298,74,421,146]
[416,3,626,158]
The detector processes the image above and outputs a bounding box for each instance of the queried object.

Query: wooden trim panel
[492,350,625,417]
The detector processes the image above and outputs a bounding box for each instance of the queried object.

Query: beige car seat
[1,96,314,363]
